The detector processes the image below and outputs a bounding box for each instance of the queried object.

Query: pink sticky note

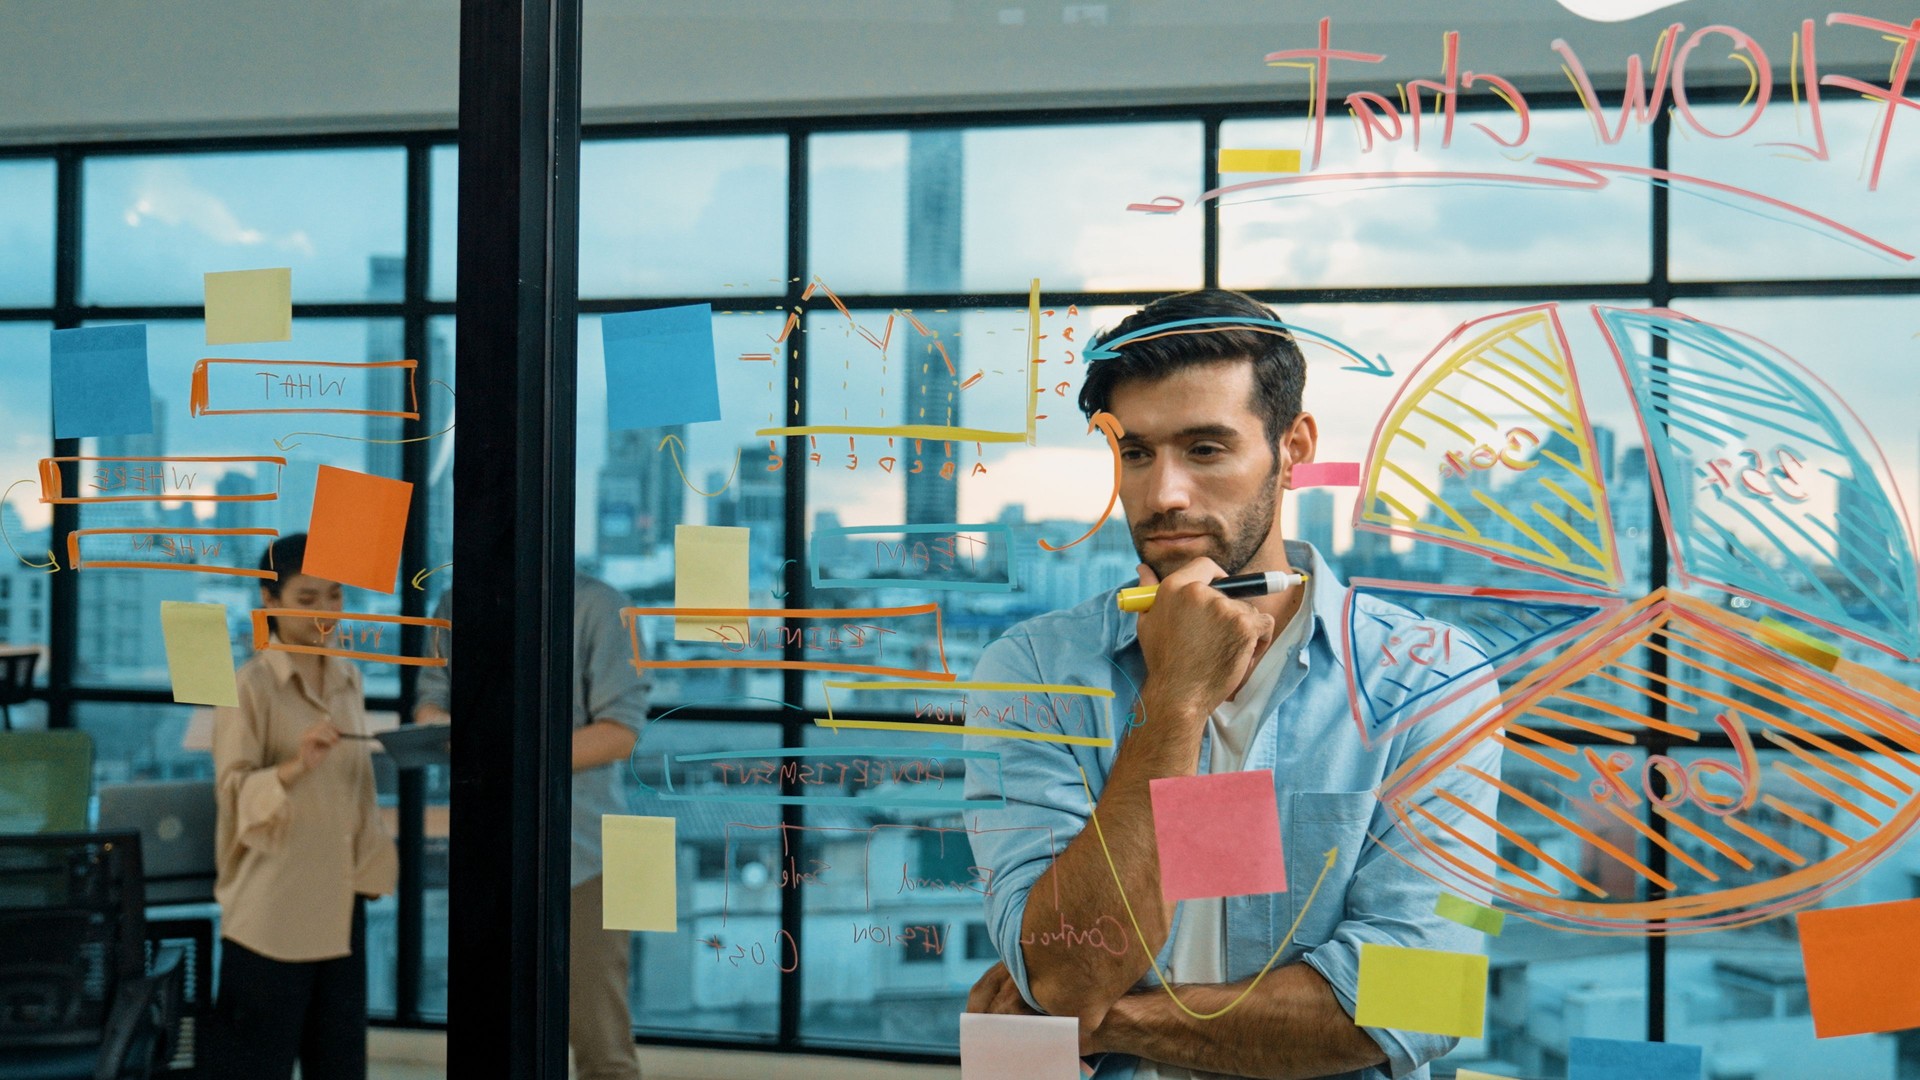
[1149,770,1287,903]
[960,1014,1080,1080]
[1292,461,1361,488]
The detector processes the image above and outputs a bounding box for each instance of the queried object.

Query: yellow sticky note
[1219,148,1303,173]
[159,601,238,707]
[1353,942,1488,1038]
[204,268,292,345]
[602,815,676,932]
[674,524,749,643]
[1455,1071,1517,1080]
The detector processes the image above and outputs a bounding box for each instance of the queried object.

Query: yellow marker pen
[1116,570,1309,613]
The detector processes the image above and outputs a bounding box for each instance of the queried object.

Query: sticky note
[1758,616,1842,672]
[1291,461,1362,488]
[160,602,238,707]
[203,268,292,345]
[1435,893,1505,936]
[959,1014,1080,1080]
[50,325,153,439]
[1568,1037,1702,1080]
[602,304,720,430]
[674,524,749,643]
[1219,148,1303,173]
[1454,1072,1516,1080]
[1148,770,1286,903]
[602,815,676,932]
[303,465,412,594]
[1797,897,1920,1037]
[1353,943,1488,1038]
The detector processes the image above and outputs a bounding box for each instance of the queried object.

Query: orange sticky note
[303,465,412,594]
[1149,770,1286,903]
[1798,897,1920,1038]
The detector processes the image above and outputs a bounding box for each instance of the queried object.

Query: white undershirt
[1134,582,1313,1080]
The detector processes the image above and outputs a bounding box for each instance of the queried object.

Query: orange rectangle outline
[619,603,954,682]
[191,358,420,418]
[38,456,287,504]
[251,609,451,666]
[68,527,281,580]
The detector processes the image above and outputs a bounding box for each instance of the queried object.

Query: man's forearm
[1092,963,1388,1080]
[572,719,637,771]
[1021,684,1206,1019]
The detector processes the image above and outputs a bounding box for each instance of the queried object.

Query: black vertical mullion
[1202,117,1221,291]
[447,0,582,1073]
[394,138,432,1025]
[777,128,809,1052]
[1645,107,1673,1046]
[46,149,82,733]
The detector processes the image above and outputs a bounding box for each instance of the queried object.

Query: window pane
[429,145,458,301]
[810,123,1203,295]
[1665,753,1920,1080]
[70,319,407,692]
[1221,110,1650,288]
[579,137,787,299]
[1,323,53,672]
[0,160,55,306]
[797,728,988,1052]
[81,149,407,305]
[627,719,784,1042]
[576,311,787,707]
[1671,101,1920,282]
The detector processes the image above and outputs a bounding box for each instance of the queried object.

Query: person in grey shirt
[415,573,651,1080]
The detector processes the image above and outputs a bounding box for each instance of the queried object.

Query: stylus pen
[1115,570,1309,613]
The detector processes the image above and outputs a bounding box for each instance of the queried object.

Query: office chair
[0,729,93,834]
[0,830,185,1080]
[0,648,36,731]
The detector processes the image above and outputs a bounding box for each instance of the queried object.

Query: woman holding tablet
[208,533,396,1080]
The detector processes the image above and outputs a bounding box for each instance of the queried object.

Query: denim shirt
[962,542,1503,1080]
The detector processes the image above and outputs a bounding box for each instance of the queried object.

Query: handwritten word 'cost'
[1587,712,1760,817]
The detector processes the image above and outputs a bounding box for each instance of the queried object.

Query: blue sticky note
[602,304,720,431]
[1569,1037,1703,1080]
[51,325,153,439]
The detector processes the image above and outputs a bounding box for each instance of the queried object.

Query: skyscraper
[902,130,962,526]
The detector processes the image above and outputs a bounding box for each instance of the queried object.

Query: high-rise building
[598,424,686,556]
[902,130,962,527]
[1297,488,1335,560]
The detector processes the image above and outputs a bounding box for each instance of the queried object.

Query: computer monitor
[96,781,217,905]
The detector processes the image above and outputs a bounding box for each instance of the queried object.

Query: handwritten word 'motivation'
[710,756,950,790]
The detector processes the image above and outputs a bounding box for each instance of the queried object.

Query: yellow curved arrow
[410,562,452,590]
[656,434,740,498]
[1,481,57,572]
[1077,766,1337,1021]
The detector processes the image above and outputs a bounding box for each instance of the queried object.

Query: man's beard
[1130,457,1281,579]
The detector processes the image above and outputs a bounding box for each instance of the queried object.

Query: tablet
[375,724,452,769]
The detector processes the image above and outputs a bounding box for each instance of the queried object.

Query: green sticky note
[1759,617,1841,671]
[159,601,238,707]
[1354,943,1488,1038]
[1436,893,1506,936]
[204,268,292,345]
[602,815,677,932]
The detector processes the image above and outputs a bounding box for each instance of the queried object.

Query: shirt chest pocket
[1283,791,1376,950]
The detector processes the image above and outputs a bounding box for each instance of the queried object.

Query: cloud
[122,163,316,256]
[1553,0,1690,22]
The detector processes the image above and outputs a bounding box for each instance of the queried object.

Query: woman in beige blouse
[208,533,397,1080]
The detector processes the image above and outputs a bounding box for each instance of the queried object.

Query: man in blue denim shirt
[962,290,1501,1080]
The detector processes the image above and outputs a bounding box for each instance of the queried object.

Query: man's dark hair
[259,533,308,599]
[1078,289,1307,446]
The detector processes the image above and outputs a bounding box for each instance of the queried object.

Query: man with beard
[962,290,1501,1080]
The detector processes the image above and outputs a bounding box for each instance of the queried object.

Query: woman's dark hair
[1078,289,1307,446]
[259,533,308,601]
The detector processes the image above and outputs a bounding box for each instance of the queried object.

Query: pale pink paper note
[1149,770,1287,903]
[959,1014,1080,1080]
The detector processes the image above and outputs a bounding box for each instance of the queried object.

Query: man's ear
[1281,413,1319,488]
